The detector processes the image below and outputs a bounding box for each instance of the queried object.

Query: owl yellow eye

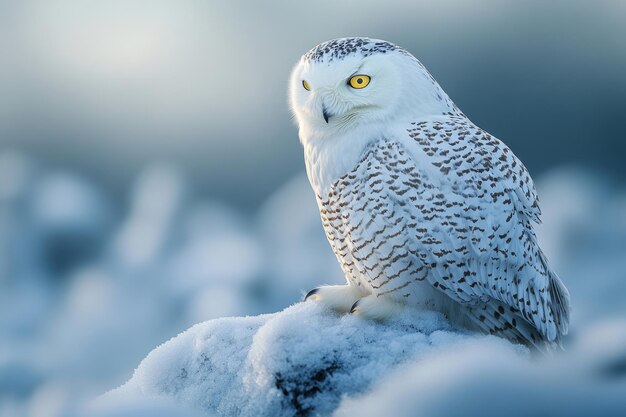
[349,74,371,89]
[302,80,311,91]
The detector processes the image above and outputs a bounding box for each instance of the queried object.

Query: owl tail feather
[465,301,551,352]
[541,249,571,340]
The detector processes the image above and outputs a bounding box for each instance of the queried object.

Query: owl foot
[304,284,367,313]
[350,295,403,321]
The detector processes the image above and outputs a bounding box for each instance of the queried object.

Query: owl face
[290,38,458,147]
[289,49,403,133]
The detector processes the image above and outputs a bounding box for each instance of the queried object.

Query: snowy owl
[290,37,570,349]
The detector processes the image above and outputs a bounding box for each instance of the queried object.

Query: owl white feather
[289,37,570,349]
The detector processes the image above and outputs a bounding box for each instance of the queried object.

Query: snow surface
[100,302,526,417]
[102,303,626,417]
[335,320,626,417]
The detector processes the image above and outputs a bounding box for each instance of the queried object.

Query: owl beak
[322,105,332,123]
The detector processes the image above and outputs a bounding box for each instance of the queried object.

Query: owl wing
[396,117,570,345]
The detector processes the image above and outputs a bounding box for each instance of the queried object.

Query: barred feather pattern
[316,116,570,348]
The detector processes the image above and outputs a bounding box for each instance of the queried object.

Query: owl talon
[302,284,367,313]
[348,295,401,321]
[304,288,320,302]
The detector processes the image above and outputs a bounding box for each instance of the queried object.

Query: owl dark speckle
[303,37,408,63]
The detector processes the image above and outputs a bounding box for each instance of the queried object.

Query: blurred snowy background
[1,1,625,416]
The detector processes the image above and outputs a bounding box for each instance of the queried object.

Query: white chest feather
[302,126,382,198]
[302,118,449,198]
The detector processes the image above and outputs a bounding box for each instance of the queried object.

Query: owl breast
[317,138,444,307]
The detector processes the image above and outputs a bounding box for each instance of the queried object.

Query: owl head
[289,37,458,140]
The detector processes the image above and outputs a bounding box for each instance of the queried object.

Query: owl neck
[301,111,463,198]
[302,123,381,197]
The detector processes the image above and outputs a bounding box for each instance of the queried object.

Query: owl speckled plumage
[289,37,570,349]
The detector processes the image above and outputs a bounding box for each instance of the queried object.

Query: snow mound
[102,302,518,417]
[336,326,626,417]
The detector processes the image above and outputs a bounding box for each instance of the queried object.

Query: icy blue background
[1,0,625,207]
[1,1,625,416]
